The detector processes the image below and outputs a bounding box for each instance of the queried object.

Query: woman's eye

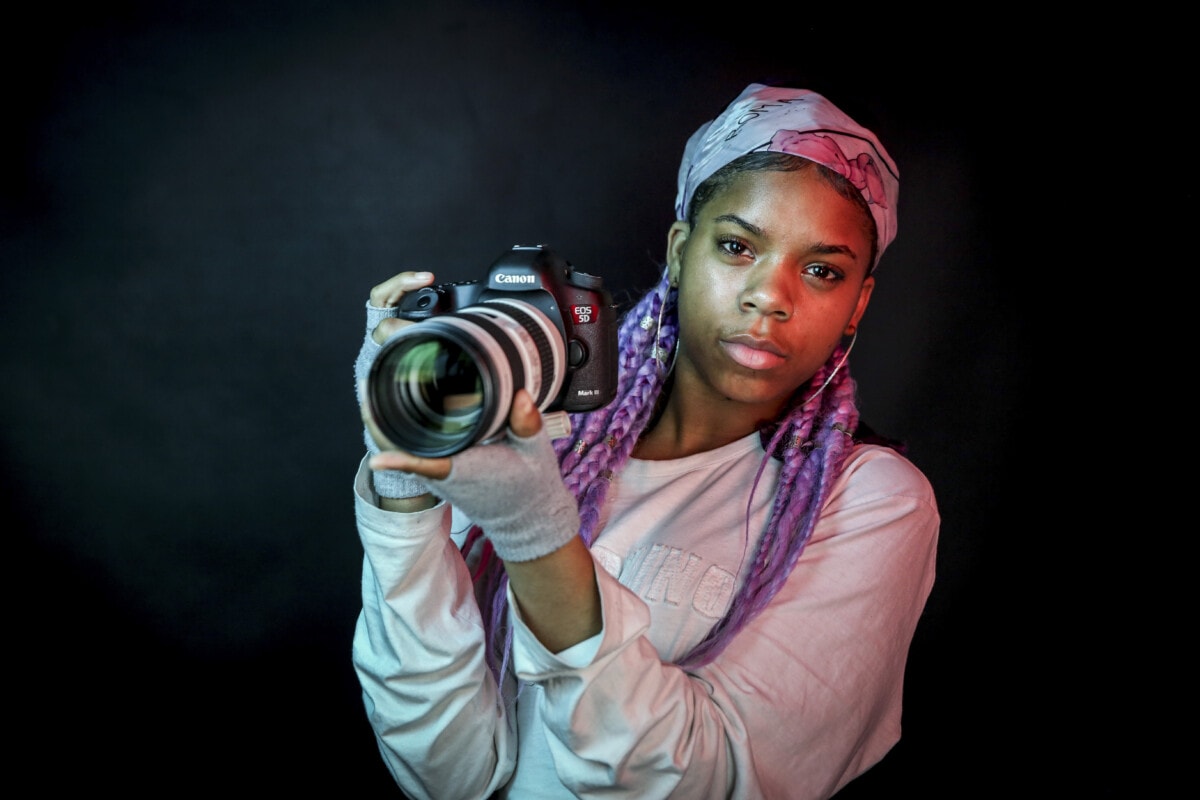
[717,237,750,258]
[804,263,844,283]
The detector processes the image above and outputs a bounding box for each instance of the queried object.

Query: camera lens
[367,299,566,457]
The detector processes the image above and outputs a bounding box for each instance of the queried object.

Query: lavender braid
[553,273,680,544]
[466,269,862,678]
[466,272,678,681]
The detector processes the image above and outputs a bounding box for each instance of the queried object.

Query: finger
[369,270,435,308]
[360,395,452,479]
[360,393,398,451]
[507,388,543,439]
[371,315,410,345]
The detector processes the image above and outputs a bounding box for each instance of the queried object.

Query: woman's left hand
[367,389,581,563]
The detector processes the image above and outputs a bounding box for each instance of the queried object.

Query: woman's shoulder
[837,441,937,507]
[810,442,939,555]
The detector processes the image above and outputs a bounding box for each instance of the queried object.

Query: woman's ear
[846,275,875,335]
[666,220,689,286]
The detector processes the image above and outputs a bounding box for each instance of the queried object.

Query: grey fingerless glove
[424,426,580,562]
[355,301,429,500]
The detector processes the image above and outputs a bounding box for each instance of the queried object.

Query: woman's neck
[632,370,781,461]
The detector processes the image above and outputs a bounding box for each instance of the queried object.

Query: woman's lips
[721,334,786,370]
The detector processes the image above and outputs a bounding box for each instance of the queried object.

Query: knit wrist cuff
[365,302,400,333]
[371,469,430,500]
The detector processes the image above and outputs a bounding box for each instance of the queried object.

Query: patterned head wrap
[675,83,900,268]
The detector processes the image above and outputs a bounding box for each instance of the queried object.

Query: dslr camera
[366,245,618,457]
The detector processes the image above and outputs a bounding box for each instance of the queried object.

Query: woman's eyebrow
[711,213,764,238]
[810,241,857,259]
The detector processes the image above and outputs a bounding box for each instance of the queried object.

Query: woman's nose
[739,262,792,320]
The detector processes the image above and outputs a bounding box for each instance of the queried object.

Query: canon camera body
[366,245,618,457]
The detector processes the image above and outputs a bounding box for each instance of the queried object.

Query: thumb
[508,389,543,439]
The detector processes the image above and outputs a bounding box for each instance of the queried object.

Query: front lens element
[393,339,483,437]
[369,318,507,457]
[365,298,566,457]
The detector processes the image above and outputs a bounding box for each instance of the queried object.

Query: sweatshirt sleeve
[350,455,518,800]
[510,445,940,799]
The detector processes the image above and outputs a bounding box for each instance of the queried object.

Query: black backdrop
[3,2,1115,796]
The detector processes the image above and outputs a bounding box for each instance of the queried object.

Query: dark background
[3,2,1118,796]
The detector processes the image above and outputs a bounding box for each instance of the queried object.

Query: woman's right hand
[355,269,439,507]
[367,270,436,343]
[355,270,437,398]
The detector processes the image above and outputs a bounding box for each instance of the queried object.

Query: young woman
[352,83,939,799]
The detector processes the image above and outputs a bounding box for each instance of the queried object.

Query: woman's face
[667,167,875,418]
